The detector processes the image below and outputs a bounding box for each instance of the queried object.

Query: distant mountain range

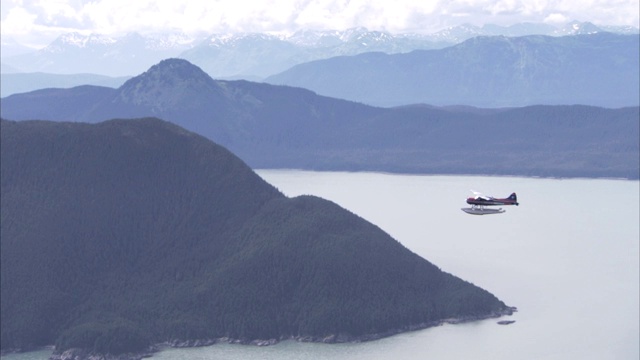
[1,117,512,356]
[1,32,195,77]
[2,21,637,78]
[2,58,637,179]
[266,33,640,108]
[0,37,36,58]
[0,72,130,98]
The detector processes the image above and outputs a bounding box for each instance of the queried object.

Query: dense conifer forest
[1,118,512,356]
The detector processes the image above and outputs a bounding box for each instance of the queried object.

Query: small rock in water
[497,320,516,325]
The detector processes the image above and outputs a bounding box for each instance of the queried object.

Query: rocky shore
[45,307,517,360]
[48,348,155,360]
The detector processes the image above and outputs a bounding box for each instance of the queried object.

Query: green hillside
[1,118,511,356]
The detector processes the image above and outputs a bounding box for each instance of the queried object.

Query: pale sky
[2,0,639,48]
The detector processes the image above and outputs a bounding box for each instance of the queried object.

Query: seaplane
[461,191,519,215]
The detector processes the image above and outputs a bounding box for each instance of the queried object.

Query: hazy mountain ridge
[1,32,198,77]
[1,21,636,78]
[1,58,637,179]
[0,37,36,58]
[0,73,130,98]
[266,33,640,108]
[0,117,512,357]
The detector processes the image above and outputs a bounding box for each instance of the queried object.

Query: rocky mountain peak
[43,32,117,53]
[116,58,223,110]
[554,21,602,35]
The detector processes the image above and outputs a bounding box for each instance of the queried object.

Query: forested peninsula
[1,118,513,359]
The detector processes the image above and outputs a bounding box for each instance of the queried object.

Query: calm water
[4,172,638,360]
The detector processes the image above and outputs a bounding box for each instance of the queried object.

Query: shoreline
[254,168,639,182]
[38,307,517,360]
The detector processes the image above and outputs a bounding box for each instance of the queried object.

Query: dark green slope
[1,118,281,352]
[213,195,506,339]
[1,118,510,355]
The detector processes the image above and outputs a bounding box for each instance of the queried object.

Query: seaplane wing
[470,190,493,201]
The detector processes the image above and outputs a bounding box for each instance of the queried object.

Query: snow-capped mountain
[203,32,286,47]
[552,21,603,35]
[421,21,624,43]
[600,25,640,34]
[42,32,117,54]
[2,32,200,76]
[145,32,200,50]
[1,21,637,78]
[287,29,347,47]
[424,24,490,43]
[43,31,199,52]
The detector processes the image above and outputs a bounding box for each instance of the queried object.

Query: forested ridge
[1,118,511,357]
[2,58,637,179]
